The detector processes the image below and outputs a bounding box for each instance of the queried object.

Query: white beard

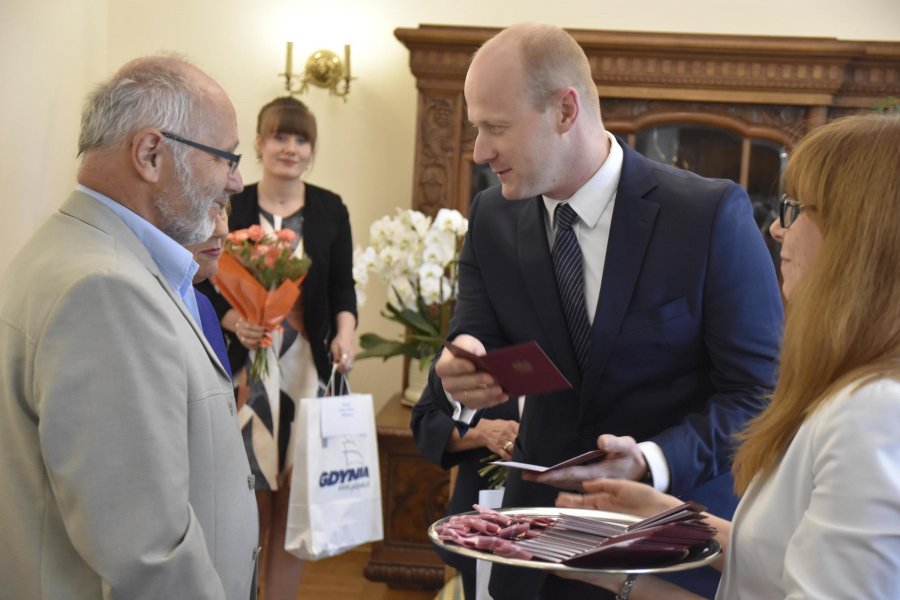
[157,160,220,245]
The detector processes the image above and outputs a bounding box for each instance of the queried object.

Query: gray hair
[77,56,211,158]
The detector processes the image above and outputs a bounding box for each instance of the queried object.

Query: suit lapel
[581,146,659,412]
[517,197,582,388]
[60,191,230,379]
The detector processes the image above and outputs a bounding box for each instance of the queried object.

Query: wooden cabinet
[364,394,449,590]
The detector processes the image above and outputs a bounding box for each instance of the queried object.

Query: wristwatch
[616,574,638,600]
[639,464,654,487]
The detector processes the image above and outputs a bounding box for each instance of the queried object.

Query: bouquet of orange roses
[213,225,311,382]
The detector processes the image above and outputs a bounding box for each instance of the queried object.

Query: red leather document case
[443,340,572,396]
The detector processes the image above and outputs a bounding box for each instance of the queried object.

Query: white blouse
[716,378,900,599]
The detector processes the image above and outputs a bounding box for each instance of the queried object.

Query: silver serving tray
[428,506,722,574]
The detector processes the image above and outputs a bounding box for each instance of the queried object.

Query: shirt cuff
[638,441,670,492]
[447,391,478,425]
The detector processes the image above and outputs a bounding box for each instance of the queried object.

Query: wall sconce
[281,42,353,102]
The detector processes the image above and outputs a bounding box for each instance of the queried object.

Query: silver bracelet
[616,574,638,600]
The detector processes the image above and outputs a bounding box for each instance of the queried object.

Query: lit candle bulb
[285,41,293,77]
[344,44,351,79]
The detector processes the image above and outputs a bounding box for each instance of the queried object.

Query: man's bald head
[472,23,601,121]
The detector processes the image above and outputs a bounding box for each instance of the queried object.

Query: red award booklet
[443,340,572,396]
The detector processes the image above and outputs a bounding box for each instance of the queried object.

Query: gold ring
[504,441,513,452]
[463,390,469,401]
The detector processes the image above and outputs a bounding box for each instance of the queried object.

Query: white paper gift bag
[285,372,383,560]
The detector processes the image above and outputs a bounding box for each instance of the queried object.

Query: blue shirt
[195,288,232,379]
[76,184,201,326]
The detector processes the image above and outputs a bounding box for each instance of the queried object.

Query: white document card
[320,394,370,438]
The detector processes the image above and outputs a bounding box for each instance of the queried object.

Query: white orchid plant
[353,208,468,366]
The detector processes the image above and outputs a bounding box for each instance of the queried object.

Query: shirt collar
[543,131,623,229]
[76,184,199,298]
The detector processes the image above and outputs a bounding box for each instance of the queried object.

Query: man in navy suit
[426,23,783,599]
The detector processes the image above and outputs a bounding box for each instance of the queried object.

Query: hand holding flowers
[212,225,311,382]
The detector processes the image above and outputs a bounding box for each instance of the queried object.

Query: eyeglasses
[779,194,816,229]
[161,131,241,175]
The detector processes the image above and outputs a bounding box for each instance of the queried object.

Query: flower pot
[402,359,431,407]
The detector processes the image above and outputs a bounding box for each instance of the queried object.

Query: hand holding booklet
[443,340,572,396]
[491,449,607,473]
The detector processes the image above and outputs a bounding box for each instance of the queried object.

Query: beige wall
[3,0,898,409]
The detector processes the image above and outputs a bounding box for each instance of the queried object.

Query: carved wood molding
[600,100,808,145]
[397,25,900,103]
[395,25,900,215]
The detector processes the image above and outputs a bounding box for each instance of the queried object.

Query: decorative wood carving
[395,25,900,216]
[415,94,463,216]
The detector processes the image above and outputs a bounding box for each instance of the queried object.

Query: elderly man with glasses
[0,56,258,599]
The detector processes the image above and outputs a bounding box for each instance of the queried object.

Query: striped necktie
[552,203,591,372]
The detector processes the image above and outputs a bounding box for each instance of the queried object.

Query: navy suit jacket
[424,141,783,599]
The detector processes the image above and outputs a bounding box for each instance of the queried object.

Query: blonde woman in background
[554,113,900,599]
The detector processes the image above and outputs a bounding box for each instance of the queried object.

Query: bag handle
[324,365,351,397]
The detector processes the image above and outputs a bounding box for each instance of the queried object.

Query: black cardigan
[197,182,357,382]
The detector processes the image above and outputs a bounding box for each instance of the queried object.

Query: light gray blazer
[0,191,259,599]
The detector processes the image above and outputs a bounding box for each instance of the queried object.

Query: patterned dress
[238,208,320,491]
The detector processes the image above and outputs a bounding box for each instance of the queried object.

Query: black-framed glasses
[161,131,241,175]
[779,194,816,229]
